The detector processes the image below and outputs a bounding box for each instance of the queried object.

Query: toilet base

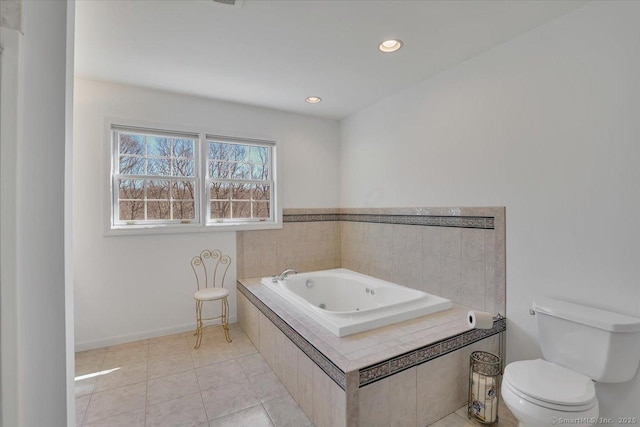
[501,381,598,427]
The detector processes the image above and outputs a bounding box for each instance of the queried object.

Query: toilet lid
[504,359,596,406]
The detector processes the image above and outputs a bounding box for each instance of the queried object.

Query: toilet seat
[503,378,596,412]
[503,359,597,411]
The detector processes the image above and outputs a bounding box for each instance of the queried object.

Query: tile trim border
[238,281,506,390]
[282,213,495,229]
[358,316,506,387]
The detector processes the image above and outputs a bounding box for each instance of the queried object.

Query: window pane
[147,201,170,220]
[119,134,144,156]
[210,161,229,178]
[232,201,251,218]
[250,146,269,163]
[172,158,194,177]
[253,202,270,219]
[172,181,195,200]
[147,180,170,200]
[172,201,195,220]
[119,201,144,221]
[210,182,231,200]
[119,155,145,175]
[231,183,251,200]
[146,136,171,157]
[119,179,144,199]
[231,144,248,162]
[173,138,194,158]
[253,184,271,201]
[147,158,171,176]
[211,200,231,219]
[251,163,268,180]
[230,162,250,179]
[209,142,226,160]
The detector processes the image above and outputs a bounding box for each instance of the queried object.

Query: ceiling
[75,0,585,119]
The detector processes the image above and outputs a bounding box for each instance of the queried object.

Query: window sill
[105,221,282,236]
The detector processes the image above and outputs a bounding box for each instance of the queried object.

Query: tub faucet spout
[273,269,298,282]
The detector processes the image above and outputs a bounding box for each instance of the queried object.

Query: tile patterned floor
[75,324,311,427]
[75,324,517,427]
[442,402,517,427]
[433,413,491,427]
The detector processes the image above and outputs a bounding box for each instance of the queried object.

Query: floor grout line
[143,371,148,427]
[260,401,276,427]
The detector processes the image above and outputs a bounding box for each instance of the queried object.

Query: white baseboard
[74,316,238,352]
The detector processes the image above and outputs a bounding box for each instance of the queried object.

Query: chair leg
[194,299,204,349]
[193,300,199,336]
[222,297,232,343]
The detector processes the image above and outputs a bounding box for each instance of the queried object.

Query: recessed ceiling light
[305,96,322,104]
[379,39,403,53]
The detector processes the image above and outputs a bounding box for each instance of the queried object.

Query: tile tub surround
[236,219,341,279]
[237,276,505,427]
[237,207,505,314]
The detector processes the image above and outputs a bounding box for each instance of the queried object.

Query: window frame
[106,119,282,235]
[205,135,275,225]
[111,126,201,228]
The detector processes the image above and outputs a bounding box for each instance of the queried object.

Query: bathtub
[262,268,452,337]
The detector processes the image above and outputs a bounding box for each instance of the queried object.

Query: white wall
[73,78,340,349]
[340,1,640,420]
[2,1,70,425]
[0,0,21,32]
[64,2,76,425]
[0,24,22,427]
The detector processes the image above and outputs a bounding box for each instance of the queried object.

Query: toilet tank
[533,297,640,383]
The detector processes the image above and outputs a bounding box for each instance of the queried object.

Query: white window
[110,124,279,233]
[207,137,273,224]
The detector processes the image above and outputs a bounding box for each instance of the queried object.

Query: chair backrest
[190,249,231,291]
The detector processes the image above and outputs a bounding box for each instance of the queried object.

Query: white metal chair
[191,249,232,349]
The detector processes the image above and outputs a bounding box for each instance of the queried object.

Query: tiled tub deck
[237,277,506,427]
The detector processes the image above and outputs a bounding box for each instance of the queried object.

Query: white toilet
[502,297,640,427]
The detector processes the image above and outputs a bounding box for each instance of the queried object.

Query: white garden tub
[262,268,452,337]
